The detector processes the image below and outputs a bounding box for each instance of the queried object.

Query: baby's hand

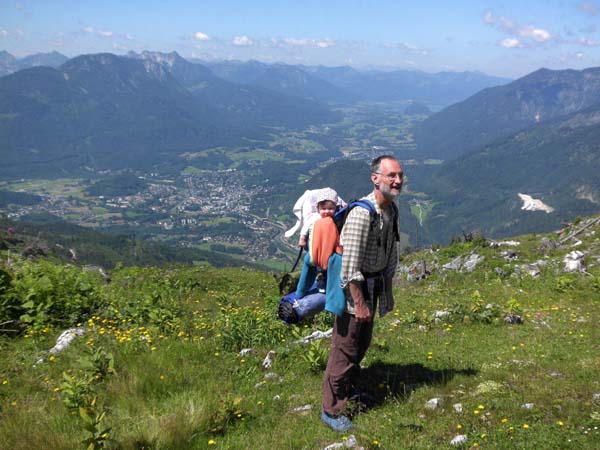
[298,235,307,247]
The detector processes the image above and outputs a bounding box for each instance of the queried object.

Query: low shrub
[8,259,104,331]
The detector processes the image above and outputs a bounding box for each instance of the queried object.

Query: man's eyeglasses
[374,172,403,182]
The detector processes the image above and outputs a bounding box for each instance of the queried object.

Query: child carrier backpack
[333,199,400,242]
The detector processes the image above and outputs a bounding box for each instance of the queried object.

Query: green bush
[103,266,202,332]
[9,260,104,330]
[301,340,328,372]
[217,300,284,352]
[554,275,576,293]
[0,266,20,326]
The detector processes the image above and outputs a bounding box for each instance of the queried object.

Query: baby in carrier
[279,188,345,324]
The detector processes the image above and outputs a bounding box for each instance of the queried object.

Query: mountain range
[3,49,600,248]
[401,67,600,243]
[0,50,512,179]
[416,100,600,243]
[0,50,68,76]
[207,59,510,107]
[415,67,600,161]
[0,51,337,177]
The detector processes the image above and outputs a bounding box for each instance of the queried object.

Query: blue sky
[2,0,600,77]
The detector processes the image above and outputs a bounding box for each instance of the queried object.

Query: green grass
[227,149,284,162]
[2,219,600,449]
[410,201,436,225]
[202,217,234,226]
[91,207,110,215]
[8,178,85,194]
[182,166,207,175]
[254,258,289,272]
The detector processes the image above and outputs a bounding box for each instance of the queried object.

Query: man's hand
[354,301,372,322]
[349,282,372,323]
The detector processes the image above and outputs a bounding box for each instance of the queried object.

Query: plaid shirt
[340,191,398,316]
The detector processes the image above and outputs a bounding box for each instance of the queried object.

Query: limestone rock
[442,253,484,272]
[262,350,276,370]
[539,237,557,251]
[450,435,467,446]
[563,251,585,272]
[49,327,85,354]
[501,250,519,260]
[425,398,440,409]
[296,328,333,344]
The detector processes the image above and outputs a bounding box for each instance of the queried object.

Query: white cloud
[0,29,8,37]
[316,39,334,48]
[500,38,522,48]
[578,0,599,15]
[576,52,584,59]
[519,25,552,42]
[51,31,65,47]
[194,31,210,41]
[280,37,335,48]
[579,37,600,46]
[283,38,308,46]
[384,41,429,56]
[83,27,108,37]
[485,11,555,47]
[233,35,253,46]
[484,10,495,24]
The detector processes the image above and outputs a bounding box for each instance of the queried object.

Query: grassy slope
[1,217,600,449]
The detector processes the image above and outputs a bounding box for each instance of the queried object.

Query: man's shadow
[355,361,477,413]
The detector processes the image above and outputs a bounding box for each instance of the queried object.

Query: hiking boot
[321,410,352,432]
[278,301,298,324]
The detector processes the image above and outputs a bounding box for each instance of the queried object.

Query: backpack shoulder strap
[391,202,400,242]
[350,199,377,228]
[340,199,400,242]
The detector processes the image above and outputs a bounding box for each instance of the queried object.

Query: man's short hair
[370,155,398,173]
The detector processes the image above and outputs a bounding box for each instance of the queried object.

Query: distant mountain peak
[132,50,185,68]
[0,50,17,62]
[74,52,122,66]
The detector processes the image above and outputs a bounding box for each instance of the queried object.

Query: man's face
[372,158,403,200]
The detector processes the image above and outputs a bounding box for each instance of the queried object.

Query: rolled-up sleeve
[340,207,371,286]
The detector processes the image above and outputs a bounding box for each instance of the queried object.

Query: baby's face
[318,201,336,218]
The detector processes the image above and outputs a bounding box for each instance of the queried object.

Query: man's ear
[371,172,379,185]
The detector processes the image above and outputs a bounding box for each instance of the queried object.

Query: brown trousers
[321,311,374,416]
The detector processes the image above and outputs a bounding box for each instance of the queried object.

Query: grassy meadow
[1,217,600,449]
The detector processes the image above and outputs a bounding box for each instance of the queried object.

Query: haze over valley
[2,46,600,267]
[5,0,600,268]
